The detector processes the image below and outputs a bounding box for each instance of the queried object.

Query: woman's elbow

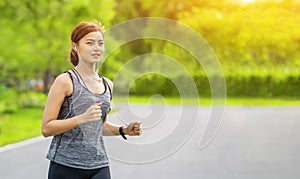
[41,129,49,137]
[41,125,52,137]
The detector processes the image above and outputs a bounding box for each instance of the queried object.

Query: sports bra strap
[71,68,88,89]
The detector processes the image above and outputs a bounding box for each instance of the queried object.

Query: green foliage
[0,0,299,98]
[110,0,300,76]
[0,0,116,89]
[106,0,300,98]
[19,91,47,108]
[225,75,300,97]
[124,74,300,98]
[0,85,18,113]
[178,2,300,74]
[0,85,46,114]
[129,74,180,96]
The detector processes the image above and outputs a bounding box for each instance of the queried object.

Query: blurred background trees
[0,0,300,113]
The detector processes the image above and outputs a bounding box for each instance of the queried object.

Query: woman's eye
[87,42,93,45]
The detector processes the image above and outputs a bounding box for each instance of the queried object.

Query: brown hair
[69,21,105,66]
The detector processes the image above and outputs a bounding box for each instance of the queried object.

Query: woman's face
[77,31,104,65]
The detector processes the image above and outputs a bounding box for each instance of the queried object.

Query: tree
[0,0,115,92]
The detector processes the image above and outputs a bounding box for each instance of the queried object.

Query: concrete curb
[0,135,49,153]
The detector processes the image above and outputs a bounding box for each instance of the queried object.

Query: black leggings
[48,161,111,179]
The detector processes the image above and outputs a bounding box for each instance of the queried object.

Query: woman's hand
[124,122,142,136]
[76,103,102,125]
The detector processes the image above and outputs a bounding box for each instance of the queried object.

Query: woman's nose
[93,44,101,51]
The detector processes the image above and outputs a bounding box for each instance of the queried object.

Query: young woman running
[42,21,142,179]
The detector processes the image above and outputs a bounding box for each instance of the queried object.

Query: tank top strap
[64,70,74,83]
[101,76,112,100]
[63,70,77,98]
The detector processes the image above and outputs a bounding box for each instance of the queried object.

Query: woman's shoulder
[51,72,73,96]
[55,72,72,84]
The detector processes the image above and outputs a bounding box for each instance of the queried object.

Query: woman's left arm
[102,121,142,136]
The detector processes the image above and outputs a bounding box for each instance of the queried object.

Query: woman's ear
[72,42,78,51]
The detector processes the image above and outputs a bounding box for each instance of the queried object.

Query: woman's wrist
[119,126,128,140]
[122,126,128,135]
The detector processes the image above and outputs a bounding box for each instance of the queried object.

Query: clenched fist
[124,122,142,136]
[76,103,102,125]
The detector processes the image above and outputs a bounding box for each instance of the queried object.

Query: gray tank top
[46,69,112,169]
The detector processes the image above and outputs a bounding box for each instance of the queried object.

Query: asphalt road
[1,104,300,179]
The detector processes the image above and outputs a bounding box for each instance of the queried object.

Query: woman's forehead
[83,31,104,41]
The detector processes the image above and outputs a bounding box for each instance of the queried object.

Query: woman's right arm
[41,73,103,137]
[41,73,79,137]
[42,73,78,137]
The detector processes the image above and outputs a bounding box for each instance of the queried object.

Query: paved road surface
[1,104,300,179]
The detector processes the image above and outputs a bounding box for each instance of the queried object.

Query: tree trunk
[43,69,50,94]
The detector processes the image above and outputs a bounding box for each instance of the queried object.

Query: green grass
[224,97,300,106]
[0,108,43,147]
[112,96,300,106]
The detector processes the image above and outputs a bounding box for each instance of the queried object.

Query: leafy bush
[19,91,46,108]
[226,75,300,97]
[124,74,300,98]
[129,75,180,96]
[0,85,18,113]
[0,85,46,114]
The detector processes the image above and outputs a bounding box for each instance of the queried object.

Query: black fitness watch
[119,126,127,140]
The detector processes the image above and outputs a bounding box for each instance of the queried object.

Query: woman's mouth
[92,53,100,58]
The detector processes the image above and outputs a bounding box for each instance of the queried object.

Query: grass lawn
[112,96,300,106]
[0,108,43,147]
[0,97,299,147]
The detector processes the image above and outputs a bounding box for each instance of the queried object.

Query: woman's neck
[75,62,98,78]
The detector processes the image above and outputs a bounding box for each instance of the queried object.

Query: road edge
[0,135,50,153]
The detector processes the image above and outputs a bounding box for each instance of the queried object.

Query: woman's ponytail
[70,48,79,66]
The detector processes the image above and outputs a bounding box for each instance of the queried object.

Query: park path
[0,104,300,179]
